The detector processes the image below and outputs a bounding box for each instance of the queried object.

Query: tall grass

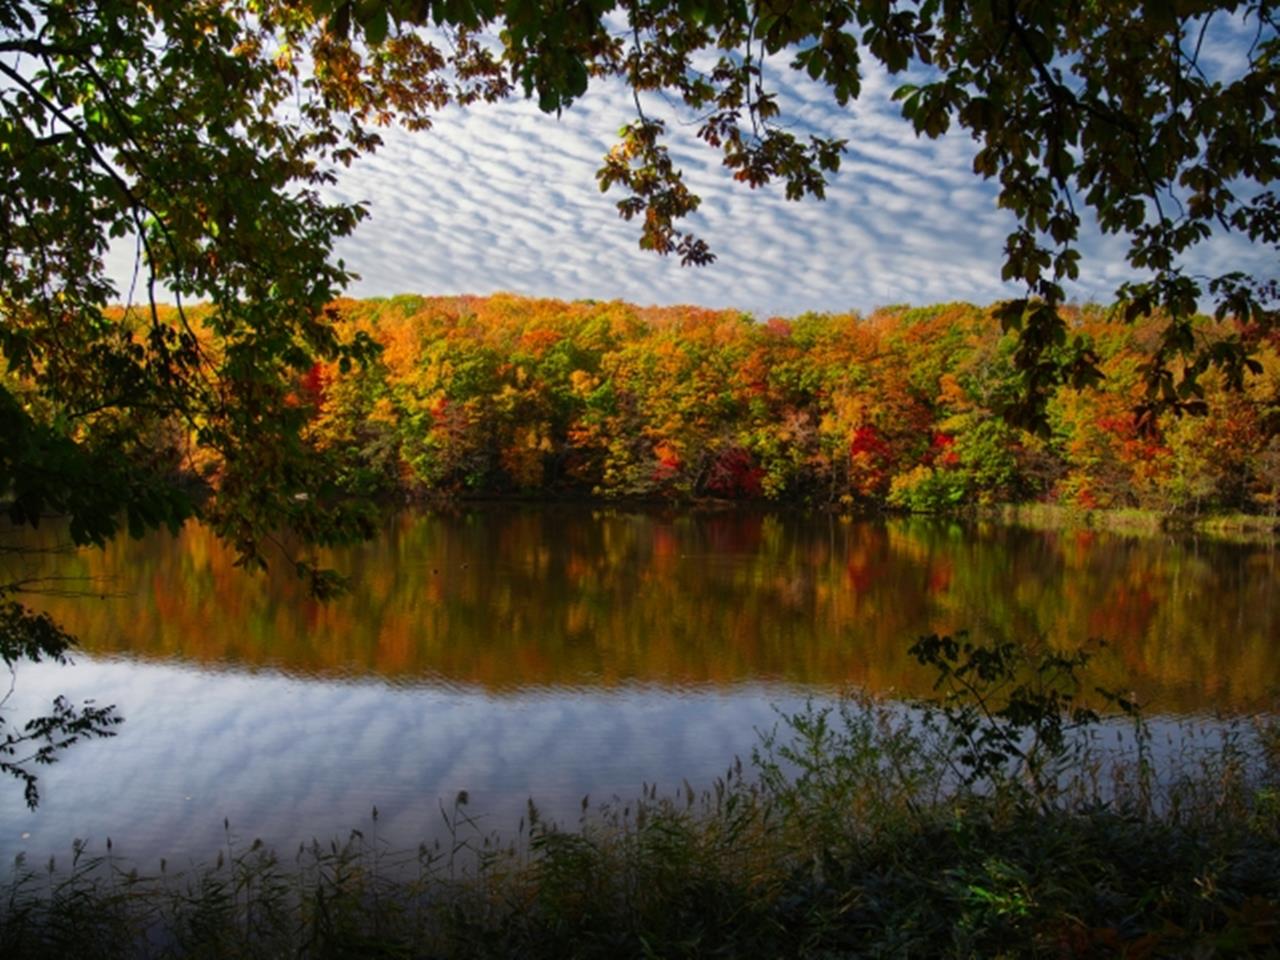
[992,502,1280,541]
[4,639,1279,959]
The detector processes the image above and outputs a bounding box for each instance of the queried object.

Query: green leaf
[363,5,389,44]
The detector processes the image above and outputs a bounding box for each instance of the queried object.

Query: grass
[989,503,1280,542]
[4,639,1279,959]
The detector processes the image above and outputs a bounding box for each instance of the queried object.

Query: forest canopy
[282,294,1280,514]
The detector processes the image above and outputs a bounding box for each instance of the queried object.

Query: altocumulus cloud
[97,43,1270,316]
[327,63,1031,314]
[324,52,1271,316]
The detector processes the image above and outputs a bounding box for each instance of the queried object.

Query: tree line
[243,294,1280,514]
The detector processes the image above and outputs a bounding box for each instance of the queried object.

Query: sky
[323,63,1079,317]
[315,44,1269,319]
[86,18,1268,319]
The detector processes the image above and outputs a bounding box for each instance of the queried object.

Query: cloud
[321,57,1272,317]
[97,44,1272,318]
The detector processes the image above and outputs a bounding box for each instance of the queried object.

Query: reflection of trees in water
[6,510,1278,711]
[0,533,123,806]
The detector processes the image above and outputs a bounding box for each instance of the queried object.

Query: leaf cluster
[0,598,121,808]
[907,631,1141,808]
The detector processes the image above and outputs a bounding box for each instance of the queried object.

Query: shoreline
[388,494,1280,543]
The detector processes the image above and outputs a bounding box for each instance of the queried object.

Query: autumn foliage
[292,294,1280,514]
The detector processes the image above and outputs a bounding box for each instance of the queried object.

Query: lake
[3,507,1277,869]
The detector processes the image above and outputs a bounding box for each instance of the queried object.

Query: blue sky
[317,46,1270,318]
[326,63,1052,316]
[88,23,1267,319]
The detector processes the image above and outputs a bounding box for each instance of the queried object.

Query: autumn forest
[246,294,1280,515]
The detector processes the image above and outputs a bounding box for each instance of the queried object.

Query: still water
[3,507,1278,867]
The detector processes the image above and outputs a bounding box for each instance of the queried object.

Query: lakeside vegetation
[166,294,1278,517]
[990,503,1280,541]
[4,638,1278,959]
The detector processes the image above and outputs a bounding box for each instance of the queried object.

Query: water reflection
[9,508,1279,710]
[3,508,1278,867]
[2,659,802,870]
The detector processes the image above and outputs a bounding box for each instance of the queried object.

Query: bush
[888,465,969,512]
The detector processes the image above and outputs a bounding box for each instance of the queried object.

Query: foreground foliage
[0,603,119,808]
[3,637,1278,958]
[1,0,470,803]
